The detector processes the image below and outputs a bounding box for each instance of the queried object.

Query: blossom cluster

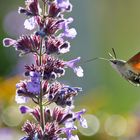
[3,0,87,140]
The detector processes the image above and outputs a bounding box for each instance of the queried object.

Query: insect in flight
[86,48,140,86]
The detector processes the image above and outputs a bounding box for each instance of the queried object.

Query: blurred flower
[0,76,20,102]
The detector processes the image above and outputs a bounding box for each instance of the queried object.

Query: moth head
[108,48,126,68]
[110,59,126,67]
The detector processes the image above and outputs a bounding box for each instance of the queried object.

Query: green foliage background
[1,0,140,140]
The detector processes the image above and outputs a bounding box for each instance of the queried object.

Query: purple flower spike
[3,0,87,139]
[3,38,16,47]
[20,106,32,114]
[65,57,84,77]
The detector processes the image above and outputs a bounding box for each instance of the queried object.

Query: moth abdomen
[127,70,140,85]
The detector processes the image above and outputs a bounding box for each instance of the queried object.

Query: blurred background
[1,0,140,139]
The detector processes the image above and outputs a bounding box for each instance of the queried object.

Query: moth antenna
[112,48,117,59]
[108,48,117,59]
[108,52,115,59]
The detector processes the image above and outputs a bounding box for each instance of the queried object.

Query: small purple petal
[63,124,77,140]
[59,42,70,54]
[18,7,27,14]
[24,17,36,30]
[59,47,70,53]
[16,82,23,88]
[79,117,88,128]
[61,28,77,39]
[57,0,72,11]
[3,38,16,47]
[69,135,79,140]
[29,71,40,83]
[65,57,84,77]
[20,106,32,114]
[20,137,29,140]
[15,94,28,104]
[26,82,40,94]
[73,66,84,77]
[58,17,77,39]
[65,57,81,68]
[66,17,74,23]
[75,109,86,117]
[65,121,76,129]
[74,109,87,128]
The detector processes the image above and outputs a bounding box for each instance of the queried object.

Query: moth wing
[127,52,140,73]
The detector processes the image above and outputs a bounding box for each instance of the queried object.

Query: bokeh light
[1,106,23,127]
[0,128,23,140]
[104,114,127,137]
[0,76,20,102]
[3,10,29,37]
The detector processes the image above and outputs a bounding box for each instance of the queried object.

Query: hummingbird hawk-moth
[87,49,140,86]
[108,49,140,86]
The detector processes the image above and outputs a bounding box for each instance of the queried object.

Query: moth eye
[112,61,117,64]
[110,60,117,64]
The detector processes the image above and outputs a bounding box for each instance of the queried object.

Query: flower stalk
[39,37,44,130]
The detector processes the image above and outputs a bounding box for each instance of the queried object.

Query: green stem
[39,38,44,130]
[43,1,47,16]
[39,0,47,131]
